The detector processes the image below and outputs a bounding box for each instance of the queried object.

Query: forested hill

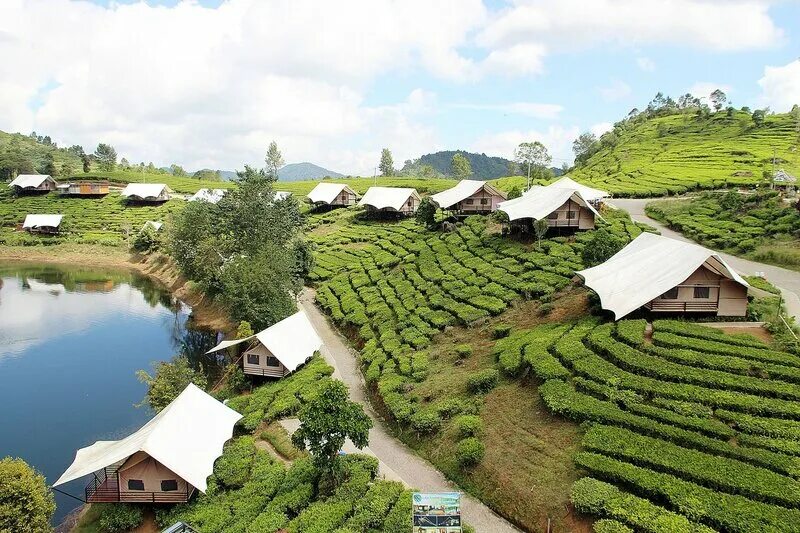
[417,150,512,179]
[571,108,800,197]
[0,130,82,181]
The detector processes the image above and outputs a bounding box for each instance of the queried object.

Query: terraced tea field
[494,318,800,532]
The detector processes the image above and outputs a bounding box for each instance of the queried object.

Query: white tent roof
[23,214,62,229]
[358,187,420,211]
[121,183,171,199]
[498,187,600,222]
[275,191,292,201]
[207,310,322,373]
[9,174,53,189]
[307,182,355,204]
[577,232,749,320]
[189,188,225,203]
[430,180,505,209]
[143,221,163,231]
[54,384,241,492]
[545,176,610,202]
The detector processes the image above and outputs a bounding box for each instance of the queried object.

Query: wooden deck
[85,468,193,503]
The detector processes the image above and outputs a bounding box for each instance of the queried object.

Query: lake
[0,263,219,525]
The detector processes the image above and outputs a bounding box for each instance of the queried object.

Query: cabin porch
[85,466,194,503]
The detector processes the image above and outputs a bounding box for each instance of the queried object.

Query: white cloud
[688,82,733,102]
[599,80,632,102]
[0,0,484,174]
[452,101,563,119]
[758,59,800,112]
[469,125,581,163]
[479,43,547,77]
[590,122,614,137]
[636,57,656,72]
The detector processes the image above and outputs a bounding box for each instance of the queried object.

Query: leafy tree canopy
[137,356,208,412]
[0,457,55,533]
[379,148,394,177]
[451,152,472,180]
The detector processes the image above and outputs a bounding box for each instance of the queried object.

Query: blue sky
[1,0,799,173]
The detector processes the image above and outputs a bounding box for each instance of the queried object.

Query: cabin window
[660,287,679,300]
[127,479,145,491]
[547,212,559,220]
[407,199,413,207]
[480,198,488,205]
[161,480,178,492]
[694,287,710,299]
[266,356,281,367]
[465,199,474,205]
[247,353,259,365]
[566,211,577,219]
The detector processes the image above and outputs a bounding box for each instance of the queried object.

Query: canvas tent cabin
[498,187,600,232]
[772,169,797,192]
[306,182,358,209]
[541,176,609,206]
[23,214,63,234]
[8,174,57,195]
[577,232,749,320]
[57,180,109,197]
[54,384,241,504]
[430,180,506,215]
[189,188,225,203]
[274,191,292,202]
[121,183,172,204]
[143,221,163,232]
[358,187,421,217]
[207,310,322,378]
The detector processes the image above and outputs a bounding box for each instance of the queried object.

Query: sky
[1,0,799,175]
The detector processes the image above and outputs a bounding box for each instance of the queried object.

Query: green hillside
[570,110,800,197]
[0,130,82,180]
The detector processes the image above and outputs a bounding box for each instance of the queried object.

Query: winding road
[611,198,800,323]
[297,289,522,533]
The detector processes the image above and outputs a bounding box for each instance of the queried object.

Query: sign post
[412,492,462,532]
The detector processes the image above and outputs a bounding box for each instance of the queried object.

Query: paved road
[612,198,800,323]
[298,289,521,533]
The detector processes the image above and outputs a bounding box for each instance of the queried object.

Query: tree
[677,93,700,109]
[291,380,372,483]
[43,152,58,176]
[119,157,130,170]
[752,109,766,127]
[514,141,551,189]
[581,229,625,267]
[572,132,598,164]
[451,152,472,180]
[709,89,727,112]
[193,169,221,181]
[61,161,74,177]
[81,153,91,172]
[136,356,208,412]
[507,185,522,200]
[0,457,55,532]
[379,148,394,177]
[415,197,437,229]
[265,141,284,179]
[93,143,117,171]
[170,164,187,177]
[532,218,548,249]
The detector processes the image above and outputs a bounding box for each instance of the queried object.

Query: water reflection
[0,262,220,524]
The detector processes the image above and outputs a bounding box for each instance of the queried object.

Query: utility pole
[772,146,777,189]
[374,166,377,185]
[526,161,531,191]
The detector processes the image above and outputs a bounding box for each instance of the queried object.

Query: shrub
[492,323,512,339]
[454,415,483,438]
[0,457,55,533]
[215,436,257,489]
[467,369,499,394]
[410,409,442,434]
[98,504,145,532]
[246,510,288,532]
[594,519,634,533]
[136,355,208,412]
[455,437,485,467]
[455,344,473,359]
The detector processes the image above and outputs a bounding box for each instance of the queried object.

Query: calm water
[0,263,219,524]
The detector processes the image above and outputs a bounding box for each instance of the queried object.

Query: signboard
[412,492,462,532]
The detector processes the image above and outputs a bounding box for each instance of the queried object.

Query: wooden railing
[85,467,193,503]
[645,300,718,313]
[243,365,288,378]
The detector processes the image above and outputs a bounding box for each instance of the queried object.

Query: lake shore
[0,244,234,332]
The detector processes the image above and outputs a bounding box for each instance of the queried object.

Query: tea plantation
[490,318,800,532]
[646,190,800,270]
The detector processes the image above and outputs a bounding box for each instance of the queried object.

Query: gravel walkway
[612,198,800,323]
[298,289,522,533]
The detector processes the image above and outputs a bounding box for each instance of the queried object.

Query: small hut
[189,188,225,203]
[498,187,600,232]
[206,310,322,378]
[57,180,109,197]
[772,169,797,192]
[8,174,57,195]
[121,183,172,204]
[54,384,241,504]
[430,180,506,215]
[577,232,749,319]
[142,221,163,232]
[358,187,421,216]
[307,183,358,209]
[23,214,63,234]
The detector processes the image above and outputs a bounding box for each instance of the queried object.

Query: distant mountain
[412,150,565,180]
[219,170,237,181]
[278,162,343,182]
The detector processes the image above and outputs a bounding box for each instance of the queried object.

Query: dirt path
[298,289,522,533]
[612,198,800,323]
